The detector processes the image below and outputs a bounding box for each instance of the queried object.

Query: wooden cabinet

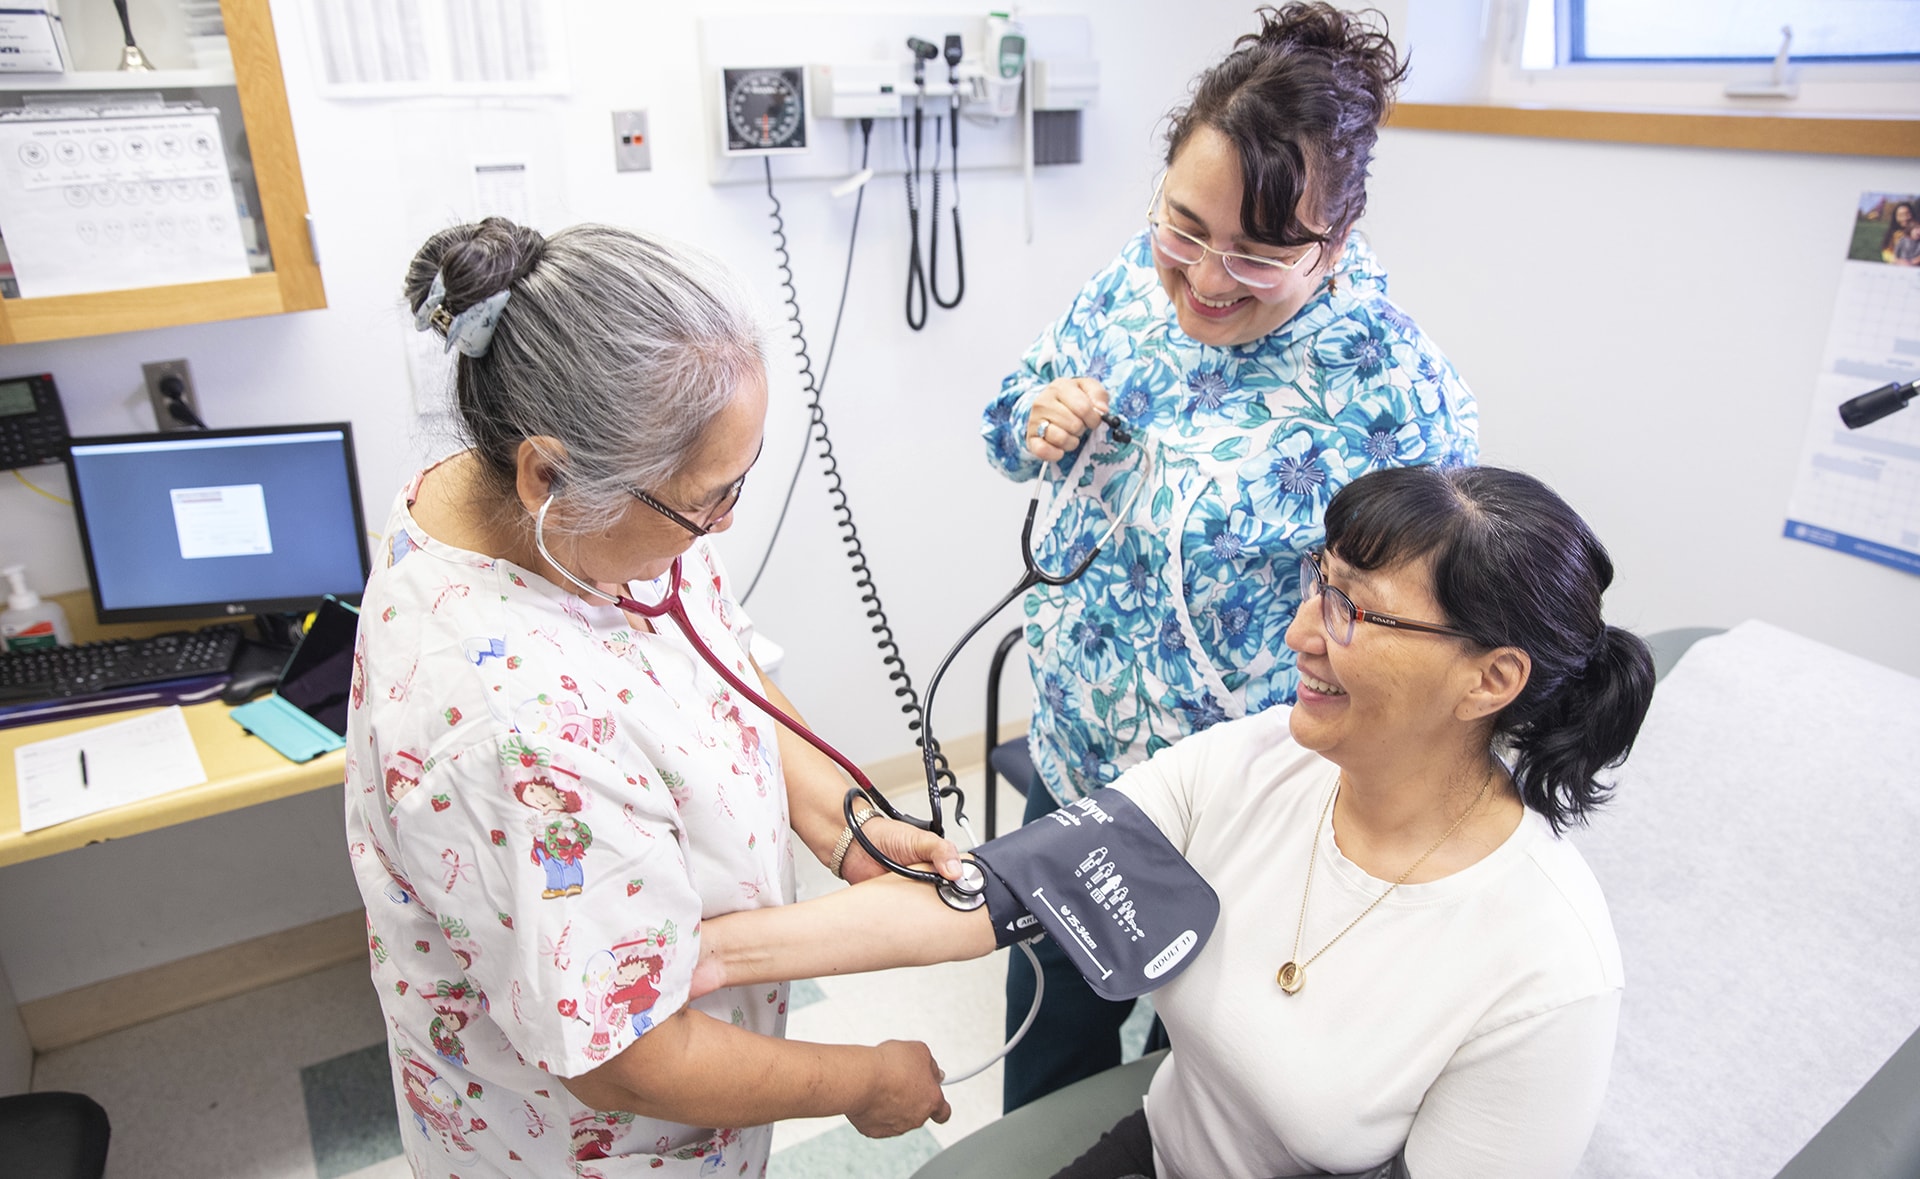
[0,0,322,344]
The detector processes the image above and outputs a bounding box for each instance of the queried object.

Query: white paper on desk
[14,707,208,833]
[0,107,251,297]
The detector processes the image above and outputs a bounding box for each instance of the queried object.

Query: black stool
[0,1091,110,1179]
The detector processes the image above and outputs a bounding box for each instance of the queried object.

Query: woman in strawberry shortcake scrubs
[345,217,962,1176]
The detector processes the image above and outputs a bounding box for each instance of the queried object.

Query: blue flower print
[1177,690,1229,732]
[1038,666,1079,720]
[983,396,1027,469]
[1154,616,1195,689]
[1209,579,1273,663]
[1239,427,1337,522]
[1333,404,1435,473]
[1315,313,1398,395]
[1181,367,1233,425]
[1062,613,1124,683]
[1067,262,1132,334]
[1188,496,1265,566]
[1091,529,1167,615]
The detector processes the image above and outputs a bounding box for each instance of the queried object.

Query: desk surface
[0,699,344,866]
[0,590,345,866]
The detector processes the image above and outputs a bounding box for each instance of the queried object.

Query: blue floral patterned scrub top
[982,230,1480,804]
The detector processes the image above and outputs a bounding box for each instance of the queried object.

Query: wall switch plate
[142,359,200,432]
[613,110,651,172]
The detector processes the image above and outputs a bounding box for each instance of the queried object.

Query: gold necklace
[1276,761,1496,995]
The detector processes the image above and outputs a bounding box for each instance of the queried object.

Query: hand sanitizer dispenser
[1,563,71,651]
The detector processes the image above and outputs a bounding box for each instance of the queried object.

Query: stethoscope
[532,414,1148,914]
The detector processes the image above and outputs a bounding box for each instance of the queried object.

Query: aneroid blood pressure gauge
[720,66,810,157]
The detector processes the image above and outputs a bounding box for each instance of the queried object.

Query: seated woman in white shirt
[691,464,1657,1179]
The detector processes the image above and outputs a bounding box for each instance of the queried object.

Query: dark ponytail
[1505,625,1655,831]
[1323,466,1657,833]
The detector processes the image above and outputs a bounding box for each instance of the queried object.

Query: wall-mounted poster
[1783,192,1920,576]
[0,106,251,298]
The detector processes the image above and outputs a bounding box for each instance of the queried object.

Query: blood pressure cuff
[970,788,1219,1001]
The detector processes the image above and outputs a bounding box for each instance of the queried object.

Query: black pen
[78,750,88,787]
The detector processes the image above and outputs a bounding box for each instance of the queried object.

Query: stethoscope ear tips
[1102,413,1133,445]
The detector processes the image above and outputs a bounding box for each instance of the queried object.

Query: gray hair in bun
[404,217,767,535]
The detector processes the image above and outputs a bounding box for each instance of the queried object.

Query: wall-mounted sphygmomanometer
[720,66,811,157]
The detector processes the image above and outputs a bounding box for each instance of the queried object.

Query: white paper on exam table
[14,706,208,833]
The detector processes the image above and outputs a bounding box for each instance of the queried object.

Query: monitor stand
[221,613,302,705]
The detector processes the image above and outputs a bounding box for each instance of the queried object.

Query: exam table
[914,624,1920,1179]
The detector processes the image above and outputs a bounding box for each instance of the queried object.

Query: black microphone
[1838,378,1917,429]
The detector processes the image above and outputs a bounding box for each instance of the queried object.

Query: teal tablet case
[230,694,346,763]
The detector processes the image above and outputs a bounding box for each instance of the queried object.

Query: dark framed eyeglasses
[626,470,747,538]
[1299,550,1476,646]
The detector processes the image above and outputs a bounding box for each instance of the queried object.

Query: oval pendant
[1276,961,1304,994]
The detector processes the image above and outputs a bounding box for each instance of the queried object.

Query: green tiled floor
[300,1041,403,1179]
[769,1123,944,1177]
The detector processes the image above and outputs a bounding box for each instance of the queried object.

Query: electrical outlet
[612,110,651,172]
[142,359,201,432]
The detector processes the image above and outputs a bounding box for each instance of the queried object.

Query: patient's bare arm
[693,872,999,997]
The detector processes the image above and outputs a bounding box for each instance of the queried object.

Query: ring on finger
[1037,419,1050,442]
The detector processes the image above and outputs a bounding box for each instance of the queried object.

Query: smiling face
[1152,126,1340,348]
[1284,550,1485,774]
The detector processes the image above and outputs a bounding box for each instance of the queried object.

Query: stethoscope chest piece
[938,861,989,911]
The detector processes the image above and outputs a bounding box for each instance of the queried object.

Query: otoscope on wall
[1839,378,1917,429]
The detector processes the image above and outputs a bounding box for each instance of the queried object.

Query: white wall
[1364,131,1920,673]
[0,0,1254,999]
[2,0,1911,1000]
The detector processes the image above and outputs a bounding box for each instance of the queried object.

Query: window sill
[1388,102,1920,158]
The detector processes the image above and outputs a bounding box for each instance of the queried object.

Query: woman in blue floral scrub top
[980,2,1480,1111]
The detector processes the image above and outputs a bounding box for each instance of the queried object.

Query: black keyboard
[0,625,243,703]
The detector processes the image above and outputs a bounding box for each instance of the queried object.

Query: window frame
[1479,0,1920,117]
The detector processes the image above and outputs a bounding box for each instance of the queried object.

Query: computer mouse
[220,665,280,705]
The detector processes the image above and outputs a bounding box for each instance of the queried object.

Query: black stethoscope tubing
[847,421,1146,898]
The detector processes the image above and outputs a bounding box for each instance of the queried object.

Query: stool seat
[911,1050,1164,1179]
[0,1091,110,1179]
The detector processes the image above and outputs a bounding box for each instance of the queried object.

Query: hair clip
[411,272,448,332]
[412,272,511,358]
[442,287,511,358]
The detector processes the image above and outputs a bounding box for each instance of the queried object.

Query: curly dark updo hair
[1164,3,1407,254]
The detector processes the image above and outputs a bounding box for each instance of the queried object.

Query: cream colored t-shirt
[1114,707,1621,1179]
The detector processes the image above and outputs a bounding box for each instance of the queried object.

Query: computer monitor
[66,423,372,624]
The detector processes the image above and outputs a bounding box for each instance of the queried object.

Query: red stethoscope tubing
[615,557,880,797]
[622,560,966,894]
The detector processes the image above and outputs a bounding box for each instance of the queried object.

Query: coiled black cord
[902,111,929,331]
[930,114,964,310]
[742,121,873,606]
[756,151,961,813]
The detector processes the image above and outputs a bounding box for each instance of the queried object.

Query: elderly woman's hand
[1026,377,1111,464]
[840,815,963,885]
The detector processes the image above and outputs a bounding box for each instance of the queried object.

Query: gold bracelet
[828,806,878,880]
